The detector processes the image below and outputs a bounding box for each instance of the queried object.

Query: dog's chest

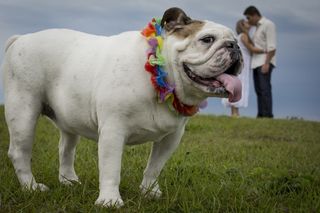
[125,104,188,145]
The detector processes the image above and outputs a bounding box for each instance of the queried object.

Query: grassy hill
[0,106,319,212]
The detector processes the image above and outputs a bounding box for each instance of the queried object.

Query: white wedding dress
[222,33,251,108]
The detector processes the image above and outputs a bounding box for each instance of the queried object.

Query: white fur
[2,20,239,207]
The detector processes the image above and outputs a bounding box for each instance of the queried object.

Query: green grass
[0,105,320,212]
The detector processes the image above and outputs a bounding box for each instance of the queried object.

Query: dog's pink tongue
[216,73,242,102]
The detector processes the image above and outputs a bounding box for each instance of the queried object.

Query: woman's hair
[235,19,254,45]
[235,19,246,35]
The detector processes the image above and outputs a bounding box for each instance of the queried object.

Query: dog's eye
[200,36,215,44]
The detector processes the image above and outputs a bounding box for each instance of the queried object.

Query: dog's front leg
[95,124,125,208]
[140,126,185,198]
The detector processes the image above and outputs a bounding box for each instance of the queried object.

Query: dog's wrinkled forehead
[200,21,236,40]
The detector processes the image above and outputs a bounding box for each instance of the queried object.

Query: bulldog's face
[161,8,243,106]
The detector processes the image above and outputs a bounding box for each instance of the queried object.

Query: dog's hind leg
[58,131,80,185]
[5,91,48,191]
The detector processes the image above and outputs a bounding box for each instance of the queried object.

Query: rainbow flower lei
[141,18,202,116]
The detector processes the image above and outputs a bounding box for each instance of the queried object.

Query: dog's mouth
[183,61,242,102]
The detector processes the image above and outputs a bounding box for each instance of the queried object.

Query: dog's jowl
[2,7,242,207]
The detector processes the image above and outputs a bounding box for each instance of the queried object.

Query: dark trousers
[253,65,274,118]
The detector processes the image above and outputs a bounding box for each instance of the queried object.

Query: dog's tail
[5,35,20,52]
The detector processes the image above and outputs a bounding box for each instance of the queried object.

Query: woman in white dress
[222,19,266,117]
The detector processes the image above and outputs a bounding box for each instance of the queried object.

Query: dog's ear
[161,7,192,32]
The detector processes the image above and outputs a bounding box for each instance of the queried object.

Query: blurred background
[1,0,319,121]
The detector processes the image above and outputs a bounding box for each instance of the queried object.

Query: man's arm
[265,50,276,64]
[261,50,276,74]
[261,21,276,74]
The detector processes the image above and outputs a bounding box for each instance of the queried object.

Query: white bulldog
[2,8,242,207]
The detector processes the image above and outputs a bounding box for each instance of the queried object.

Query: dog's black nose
[225,41,241,61]
[225,40,236,48]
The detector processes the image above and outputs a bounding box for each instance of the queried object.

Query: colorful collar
[141,18,205,116]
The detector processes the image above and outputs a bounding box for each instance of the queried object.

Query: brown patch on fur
[161,7,191,29]
[169,20,205,38]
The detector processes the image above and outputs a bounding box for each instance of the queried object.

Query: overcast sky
[1,0,320,121]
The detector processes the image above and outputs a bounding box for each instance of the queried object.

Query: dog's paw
[23,183,49,191]
[59,175,81,185]
[140,184,162,199]
[33,183,49,191]
[95,196,124,208]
